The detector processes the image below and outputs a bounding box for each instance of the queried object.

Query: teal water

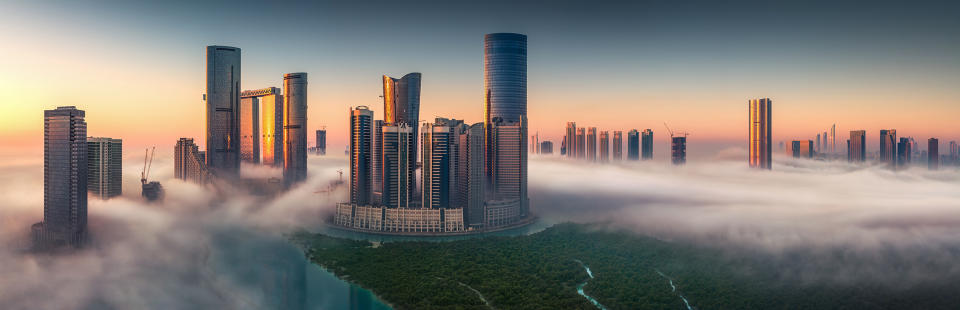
[206,228,392,309]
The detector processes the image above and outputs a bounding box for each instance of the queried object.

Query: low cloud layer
[2,152,959,308]
[529,153,960,286]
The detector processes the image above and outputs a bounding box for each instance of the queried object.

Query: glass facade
[381,124,413,208]
[641,129,654,160]
[87,137,122,199]
[484,33,528,214]
[382,73,421,196]
[749,98,772,169]
[849,130,866,162]
[44,106,87,247]
[205,45,241,177]
[283,73,308,185]
[612,131,623,160]
[350,106,374,205]
[627,129,640,160]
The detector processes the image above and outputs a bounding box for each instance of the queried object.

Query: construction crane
[141,147,164,202]
[663,122,688,138]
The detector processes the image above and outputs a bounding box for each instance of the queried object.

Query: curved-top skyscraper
[383,73,421,200]
[283,73,308,185]
[205,45,241,178]
[484,33,528,216]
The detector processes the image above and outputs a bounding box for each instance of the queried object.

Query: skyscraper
[422,122,453,209]
[315,129,326,155]
[350,106,374,206]
[748,98,772,169]
[383,72,422,181]
[599,131,610,163]
[880,129,897,166]
[823,131,828,151]
[283,73,308,185]
[565,122,577,158]
[241,87,283,166]
[372,120,384,203]
[627,129,640,160]
[540,141,553,155]
[641,129,654,160]
[791,140,814,158]
[488,117,526,215]
[458,123,485,228]
[586,127,597,161]
[831,124,836,153]
[849,130,866,163]
[612,131,623,160]
[950,141,958,165]
[816,133,821,154]
[671,136,686,165]
[175,138,209,184]
[928,138,939,170]
[897,137,912,167]
[205,45,241,178]
[576,128,586,159]
[43,106,87,247]
[87,137,122,200]
[380,123,413,208]
[484,33,527,214]
[239,91,260,164]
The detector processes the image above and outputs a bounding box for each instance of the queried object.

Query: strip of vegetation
[290,223,960,310]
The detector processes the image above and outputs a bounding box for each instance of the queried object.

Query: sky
[1,0,959,160]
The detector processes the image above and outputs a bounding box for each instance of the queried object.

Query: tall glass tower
[484,33,528,210]
[749,98,772,169]
[43,106,87,247]
[205,45,241,178]
[382,73,421,199]
[350,106,374,205]
[283,73,308,185]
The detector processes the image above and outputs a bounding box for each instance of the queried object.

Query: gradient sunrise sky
[2,0,958,160]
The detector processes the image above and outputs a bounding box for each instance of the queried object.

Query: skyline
[3,1,960,161]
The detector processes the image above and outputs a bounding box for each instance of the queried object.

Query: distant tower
[586,127,597,162]
[315,128,326,155]
[241,87,283,166]
[175,138,209,184]
[612,131,623,160]
[928,138,939,170]
[565,122,577,158]
[205,45,241,178]
[831,124,836,153]
[816,133,821,154]
[848,130,866,163]
[350,106,374,205]
[748,98,772,169]
[576,128,586,159]
[880,129,897,167]
[823,131,828,152]
[540,141,554,155]
[283,73,308,185]
[671,136,686,165]
[599,131,610,163]
[43,106,88,247]
[791,140,814,158]
[87,137,122,199]
[641,129,654,160]
[897,137,912,167]
[627,129,640,160]
[950,141,958,165]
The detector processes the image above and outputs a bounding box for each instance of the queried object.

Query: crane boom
[146,147,155,182]
[141,148,148,184]
[663,122,675,138]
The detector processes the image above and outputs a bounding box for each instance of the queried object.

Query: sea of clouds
[1,150,959,308]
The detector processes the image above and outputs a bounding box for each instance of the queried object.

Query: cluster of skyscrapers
[335,33,530,234]
[175,46,311,187]
[749,98,953,171]
[561,123,661,163]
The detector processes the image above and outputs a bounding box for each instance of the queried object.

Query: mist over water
[2,151,959,308]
